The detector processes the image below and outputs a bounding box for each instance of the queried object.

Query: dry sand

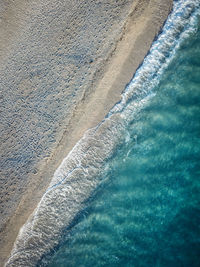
[0,0,172,265]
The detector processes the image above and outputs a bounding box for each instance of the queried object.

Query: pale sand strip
[0,0,172,265]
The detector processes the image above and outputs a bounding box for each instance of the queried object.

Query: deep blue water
[44,12,200,267]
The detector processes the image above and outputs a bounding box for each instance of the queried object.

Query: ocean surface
[6,0,200,266]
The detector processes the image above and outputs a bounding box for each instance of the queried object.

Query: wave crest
[5,0,200,266]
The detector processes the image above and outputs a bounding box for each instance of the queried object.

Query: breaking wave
[5,0,200,266]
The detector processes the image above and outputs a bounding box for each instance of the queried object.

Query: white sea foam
[5,1,200,266]
[110,0,200,119]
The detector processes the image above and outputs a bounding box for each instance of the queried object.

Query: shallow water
[44,9,200,267]
[5,1,200,266]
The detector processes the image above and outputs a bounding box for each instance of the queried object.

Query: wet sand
[0,0,172,265]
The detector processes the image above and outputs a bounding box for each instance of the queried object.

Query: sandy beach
[0,0,172,265]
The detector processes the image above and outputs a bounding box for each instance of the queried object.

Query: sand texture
[0,0,172,265]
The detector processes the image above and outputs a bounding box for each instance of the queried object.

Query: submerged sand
[0,0,172,265]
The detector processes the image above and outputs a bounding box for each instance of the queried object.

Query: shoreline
[0,0,173,265]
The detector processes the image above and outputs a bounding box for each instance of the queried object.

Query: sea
[6,0,200,266]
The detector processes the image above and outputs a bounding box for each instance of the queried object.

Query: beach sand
[0,0,172,265]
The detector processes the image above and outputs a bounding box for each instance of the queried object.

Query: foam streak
[5,1,200,266]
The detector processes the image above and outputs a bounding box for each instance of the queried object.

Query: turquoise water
[43,12,200,267]
[5,1,200,266]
